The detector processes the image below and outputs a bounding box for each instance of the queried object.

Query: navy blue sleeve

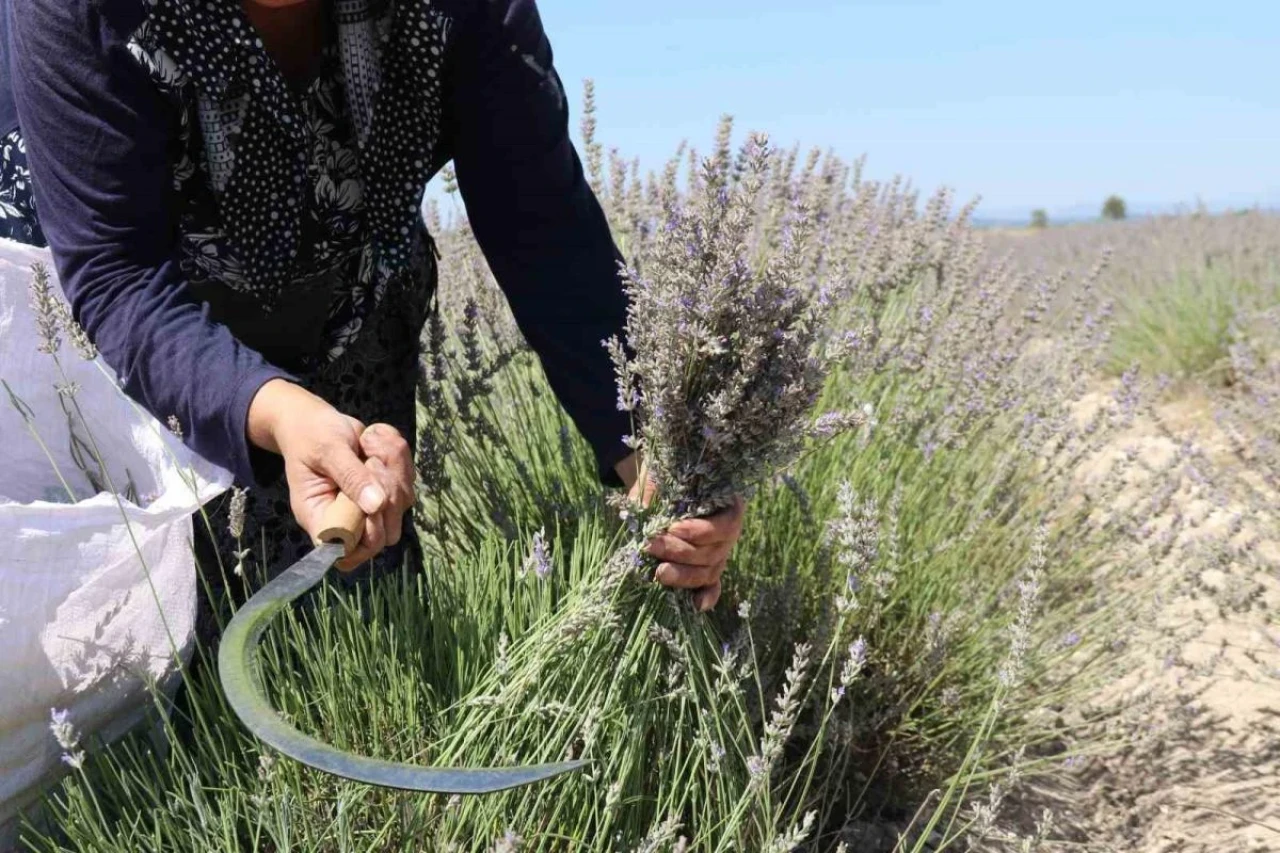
[0,1,19,138]
[9,0,292,488]
[446,0,633,485]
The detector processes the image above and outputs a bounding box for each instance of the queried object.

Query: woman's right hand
[246,379,415,570]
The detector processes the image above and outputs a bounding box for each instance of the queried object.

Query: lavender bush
[988,212,1280,386]
[23,89,1269,852]
[405,132,876,849]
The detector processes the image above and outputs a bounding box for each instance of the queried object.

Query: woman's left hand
[616,453,746,612]
[647,496,746,612]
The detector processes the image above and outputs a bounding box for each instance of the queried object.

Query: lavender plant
[607,132,855,519]
[26,97,1265,852]
[409,132,875,849]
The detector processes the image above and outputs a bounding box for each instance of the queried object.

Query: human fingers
[365,456,404,547]
[653,560,726,590]
[663,496,746,547]
[338,505,387,572]
[360,425,413,486]
[284,433,383,543]
[312,435,388,518]
[691,581,722,613]
[646,533,731,568]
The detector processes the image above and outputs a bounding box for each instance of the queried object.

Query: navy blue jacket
[0,0,16,138]
[3,0,631,487]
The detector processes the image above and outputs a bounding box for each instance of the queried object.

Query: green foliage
[1101,195,1127,221]
[21,353,1126,851]
[17,118,1160,852]
[1029,209,1048,229]
[1105,265,1273,385]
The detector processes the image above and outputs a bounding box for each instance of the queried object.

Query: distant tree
[1029,208,1049,229]
[1102,195,1127,221]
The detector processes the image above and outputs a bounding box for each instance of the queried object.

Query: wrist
[247,378,322,455]
[615,451,641,493]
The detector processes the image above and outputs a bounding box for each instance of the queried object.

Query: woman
[2,0,743,621]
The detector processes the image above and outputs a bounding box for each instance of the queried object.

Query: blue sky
[519,0,1279,221]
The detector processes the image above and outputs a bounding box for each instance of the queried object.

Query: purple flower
[616,386,638,412]
[526,528,552,580]
[848,637,867,668]
[812,411,855,438]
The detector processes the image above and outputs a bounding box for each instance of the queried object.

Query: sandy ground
[1049,388,1280,852]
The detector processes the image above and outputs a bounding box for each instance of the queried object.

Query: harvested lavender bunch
[437,132,864,777]
[607,132,857,520]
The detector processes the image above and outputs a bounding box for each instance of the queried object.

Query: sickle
[216,493,585,792]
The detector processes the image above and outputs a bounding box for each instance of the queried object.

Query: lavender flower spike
[525,528,553,580]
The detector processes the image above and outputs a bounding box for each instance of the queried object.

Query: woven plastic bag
[0,239,231,842]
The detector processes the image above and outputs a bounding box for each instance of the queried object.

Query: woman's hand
[247,379,415,570]
[648,496,746,612]
[616,453,746,612]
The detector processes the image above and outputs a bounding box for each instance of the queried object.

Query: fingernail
[654,563,668,583]
[358,484,386,514]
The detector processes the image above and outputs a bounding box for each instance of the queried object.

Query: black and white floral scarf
[127,0,452,360]
[0,129,45,247]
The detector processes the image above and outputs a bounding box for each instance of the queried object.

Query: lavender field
[15,100,1279,851]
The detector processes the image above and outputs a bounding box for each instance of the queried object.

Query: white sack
[0,239,231,841]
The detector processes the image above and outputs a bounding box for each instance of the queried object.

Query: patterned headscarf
[134,0,450,309]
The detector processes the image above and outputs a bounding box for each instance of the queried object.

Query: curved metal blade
[216,542,585,793]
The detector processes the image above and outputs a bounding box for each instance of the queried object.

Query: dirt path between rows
[1058,387,1280,851]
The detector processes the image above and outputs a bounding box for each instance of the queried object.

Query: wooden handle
[316,493,365,557]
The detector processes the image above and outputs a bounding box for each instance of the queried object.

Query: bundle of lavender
[428,134,866,847]
[607,132,855,522]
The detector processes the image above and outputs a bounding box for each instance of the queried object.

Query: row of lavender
[25,94,1275,850]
